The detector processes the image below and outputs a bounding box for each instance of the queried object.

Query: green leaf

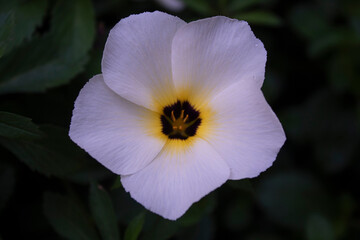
[141,216,179,240]
[0,0,95,94]
[289,4,331,40]
[223,198,252,231]
[51,0,95,60]
[43,192,100,240]
[257,171,330,229]
[306,215,335,240]
[183,0,214,15]
[0,0,48,57]
[68,163,112,185]
[0,111,42,139]
[90,183,120,240]
[178,194,216,227]
[0,164,15,212]
[111,189,144,225]
[0,125,89,178]
[192,216,215,240]
[0,47,88,94]
[124,212,145,240]
[308,30,343,57]
[334,194,356,237]
[283,91,358,173]
[328,50,360,96]
[228,0,263,12]
[0,11,14,57]
[227,179,255,194]
[237,11,282,27]
[111,176,122,190]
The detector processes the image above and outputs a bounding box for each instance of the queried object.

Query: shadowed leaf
[0,0,48,57]
[0,164,15,212]
[228,0,263,12]
[257,171,330,229]
[90,183,120,240]
[178,194,216,227]
[306,215,335,240]
[0,111,42,139]
[124,212,145,240]
[289,4,330,40]
[43,192,100,240]
[183,0,213,15]
[0,0,95,94]
[237,11,282,27]
[0,125,89,178]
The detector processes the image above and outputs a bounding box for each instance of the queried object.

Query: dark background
[0,0,359,239]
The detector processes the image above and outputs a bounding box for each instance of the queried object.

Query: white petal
[121,138,230,220]
[69,75,166,175]
[102,11,186,111]
[171,16,266,106]
[206,81,286,180]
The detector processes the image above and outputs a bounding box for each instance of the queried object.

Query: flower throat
[160,100,201,140]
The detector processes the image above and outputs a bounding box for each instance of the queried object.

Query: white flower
[69,11,286,220]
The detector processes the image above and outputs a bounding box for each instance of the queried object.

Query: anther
[183,114,189,123]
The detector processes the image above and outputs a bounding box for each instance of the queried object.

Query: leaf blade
[0,0,95,94]
[0,111,42,139]
[0,125,88,177]
[0,0,48,57]
[90,183,120,240]
[237,10,282,27]
[124,212,145,240]
[43,192,100,240]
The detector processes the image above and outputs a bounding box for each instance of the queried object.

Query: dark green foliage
[90,183,120,240]
[0,0,95,94]
[306,215,335,240]
[0,111,42,139]
[124,212,145,240]
[257,171,330,229]
[0,0,48,57]
[0,164,15,212]
[236,10,282,27]
[43,192,100,240]
[183,0,214,15]
[0,125,91,177]
[0,0,360,239]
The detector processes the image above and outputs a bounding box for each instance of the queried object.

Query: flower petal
[206,81,286,180]
[171,16,266,106]
[121,138,230,220]
[69,74,166,175]
[102,11,186,112]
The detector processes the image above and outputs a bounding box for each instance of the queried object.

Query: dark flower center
[160,100,201,140]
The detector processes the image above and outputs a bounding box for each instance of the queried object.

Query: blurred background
[0,0,359,239]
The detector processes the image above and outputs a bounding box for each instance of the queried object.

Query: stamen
[161,100,201,140]
[171,110,176,122]
[180,110,184,119]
